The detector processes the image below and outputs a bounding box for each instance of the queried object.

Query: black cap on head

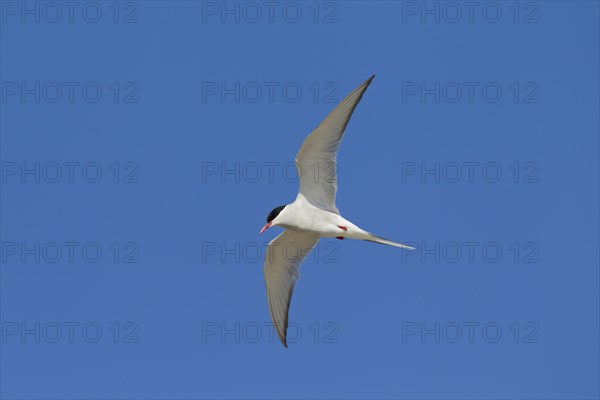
[267,205,286,223]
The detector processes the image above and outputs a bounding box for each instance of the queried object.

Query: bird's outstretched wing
[295,75,375,214]
[264,229,320,347]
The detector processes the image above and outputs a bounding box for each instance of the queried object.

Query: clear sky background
[1,1,599,399]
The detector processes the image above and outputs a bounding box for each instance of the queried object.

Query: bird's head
[259,205,287,234]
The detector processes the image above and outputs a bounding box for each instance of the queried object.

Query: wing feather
[295,75,375,213]
[264,230,320,347]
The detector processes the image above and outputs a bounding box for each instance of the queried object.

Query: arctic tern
[259,75,414,347]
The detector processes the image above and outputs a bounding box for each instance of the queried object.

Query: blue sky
[1,1,599,399]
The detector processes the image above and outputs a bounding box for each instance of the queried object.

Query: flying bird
[259,75,414,347]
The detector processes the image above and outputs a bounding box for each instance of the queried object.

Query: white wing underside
[264,229,320,347]
[295,75,375,214]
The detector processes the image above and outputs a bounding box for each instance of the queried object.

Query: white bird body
[274,194,367,239]
[260,75,414,347]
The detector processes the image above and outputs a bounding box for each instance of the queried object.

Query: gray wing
[295,75,375,214]
[264,229,320,347]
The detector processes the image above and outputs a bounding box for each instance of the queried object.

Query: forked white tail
[364,234,415,250]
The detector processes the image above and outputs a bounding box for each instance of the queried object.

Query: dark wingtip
[362,75,375,89]
[279,335,288,348]
[277,328,288,348]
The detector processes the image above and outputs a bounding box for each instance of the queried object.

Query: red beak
[259,222,272,235]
